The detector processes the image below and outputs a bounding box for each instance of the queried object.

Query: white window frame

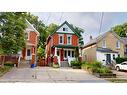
[59,34,64,44]
[116,40,120,49]
[102,40,106,48]
[25,32,29,40]
[67,35,72,45]
[63,27,68,31]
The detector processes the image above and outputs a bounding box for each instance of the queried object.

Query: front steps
[18,60,30,68]
[60,61,69,67]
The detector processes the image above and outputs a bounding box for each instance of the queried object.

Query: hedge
[115,57,127,64]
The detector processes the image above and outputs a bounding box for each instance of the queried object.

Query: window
[72,51,74,57]
[64,50,67,58]
[102,40,106,48]
[59,35,63,44]
[68,50,70,56]
[67,35,72,44]
[25,32,29,40]
[118,54,120,57]
[63,28,68,31]
[113,54,115,60]
[27,49,31,56]
[116,41,120,49]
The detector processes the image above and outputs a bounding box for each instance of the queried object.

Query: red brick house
[20,20,39,66]
[45,21,82,67]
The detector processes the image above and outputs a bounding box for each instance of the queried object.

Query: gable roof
[50,21,80,37]
[25,19,40,36]
[84,31,125,48]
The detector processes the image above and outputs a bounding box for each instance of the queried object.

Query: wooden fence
[0,55,19,67]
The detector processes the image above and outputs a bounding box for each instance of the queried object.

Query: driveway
[0,67,109,83]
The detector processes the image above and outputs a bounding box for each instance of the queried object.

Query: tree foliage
[112,23,127,37]
[0,12,27,55]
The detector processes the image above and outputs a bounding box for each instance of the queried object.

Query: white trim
[59,34,64,44]
[25,19,40,36]
[67,35,72,45]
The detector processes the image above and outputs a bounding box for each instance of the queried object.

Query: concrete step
[19,60,30,68]
[60,61,69,67]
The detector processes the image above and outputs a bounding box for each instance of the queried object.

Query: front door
[26,49,31,60]
[106,54,111,63]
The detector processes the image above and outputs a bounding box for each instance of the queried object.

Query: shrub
[115,57,127,64]
[96,67,112,74]
[4,62,14,67]
[71,60,81,67]
[82,61,112,74]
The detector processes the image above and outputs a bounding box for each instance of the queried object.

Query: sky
[32,12,127,44]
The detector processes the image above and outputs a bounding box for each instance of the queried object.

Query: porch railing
[67,56,76,66]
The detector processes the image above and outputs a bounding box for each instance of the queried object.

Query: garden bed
[81,61,117,78]
[93,73,116,78]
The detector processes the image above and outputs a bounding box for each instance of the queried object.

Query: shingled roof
[121,37,127,45]
[84,31,125,48]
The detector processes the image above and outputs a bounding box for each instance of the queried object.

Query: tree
[0,12,27,66]
[46,23,58,36]
[112,23,127,37]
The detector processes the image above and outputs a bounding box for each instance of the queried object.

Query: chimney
[90,35,93,40]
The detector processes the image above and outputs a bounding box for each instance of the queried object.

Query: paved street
[0,67,109,83]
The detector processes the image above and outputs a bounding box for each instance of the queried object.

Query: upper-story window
[25,32,29,40]
[67,35,72,45]
[59,34,64,44]
[116,40,120,49]
[102,40,106,48]
[63,27,68,31]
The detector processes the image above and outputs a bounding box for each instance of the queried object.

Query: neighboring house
[121,37,127,57]
[45,21,82,67]
[82,31,125,65]
[21,20,39,65]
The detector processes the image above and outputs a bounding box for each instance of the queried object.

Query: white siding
[56,24,74,34]
[96,51,118,65]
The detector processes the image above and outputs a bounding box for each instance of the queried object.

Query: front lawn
[0,64,13,77]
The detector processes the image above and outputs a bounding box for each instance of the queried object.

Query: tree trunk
[1,55,5,68]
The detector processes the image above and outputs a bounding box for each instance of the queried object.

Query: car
[115,61,127,71]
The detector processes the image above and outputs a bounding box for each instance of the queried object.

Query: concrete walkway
[0,67,109,83]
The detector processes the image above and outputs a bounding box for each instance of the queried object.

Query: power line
[45,13,52,25]
[58,12,63,25]
[99,12,104,34]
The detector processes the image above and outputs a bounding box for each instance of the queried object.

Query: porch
[50,45,81,67]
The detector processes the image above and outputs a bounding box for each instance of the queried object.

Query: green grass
[107,78,127,83]
[0,65,13,77]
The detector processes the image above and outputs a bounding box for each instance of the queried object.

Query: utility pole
[99,12,104,34]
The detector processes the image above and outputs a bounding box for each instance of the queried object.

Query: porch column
[54,47,57,56]
[79,48,82,62]
[31,46,35,65]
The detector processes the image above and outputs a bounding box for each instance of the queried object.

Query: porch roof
[53,45,78,49]
[96,47,118,53]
